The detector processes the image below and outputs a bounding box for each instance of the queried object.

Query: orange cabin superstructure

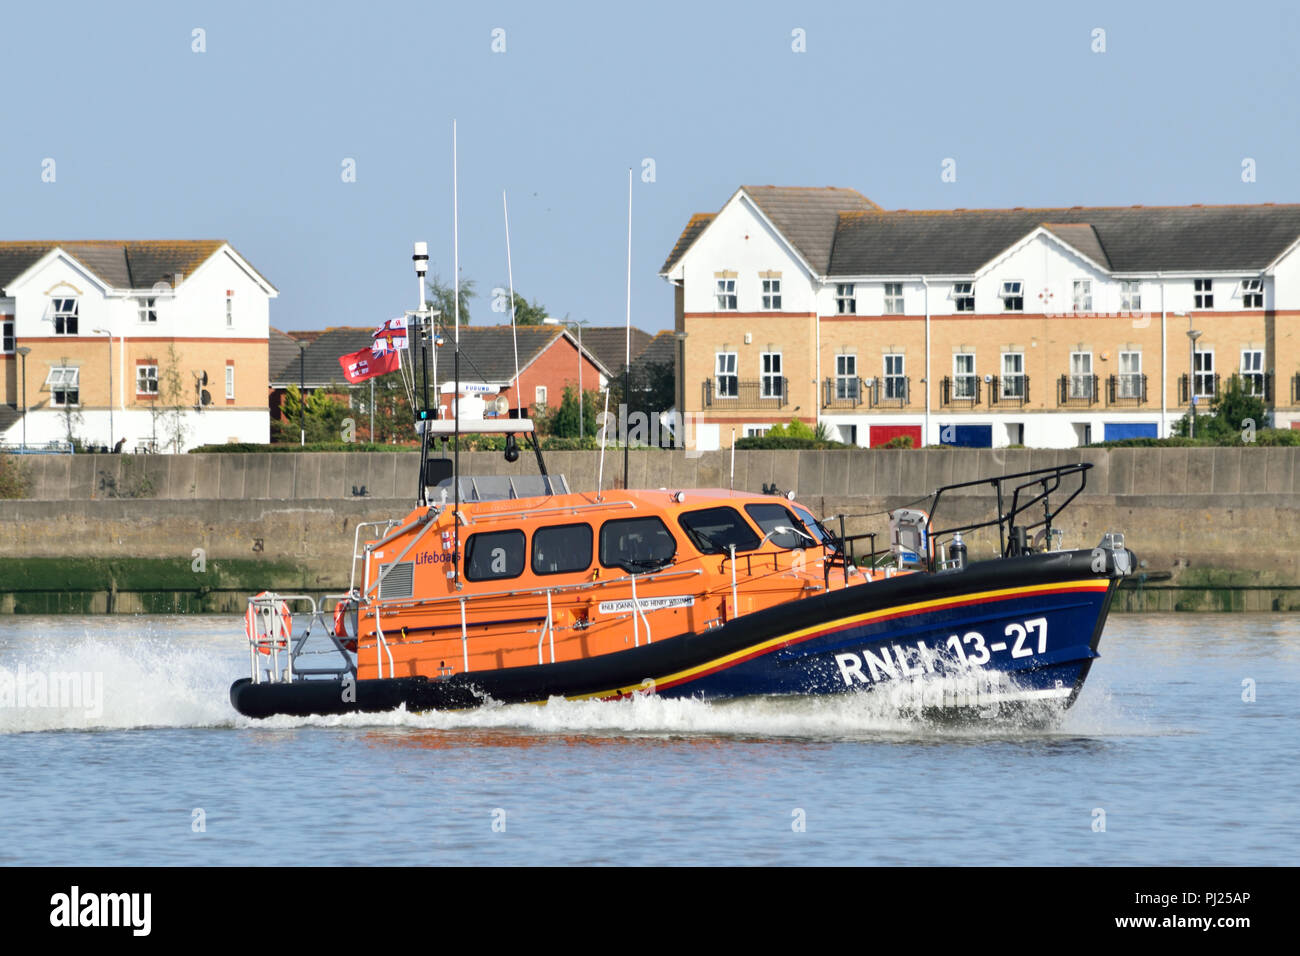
[352,489,883,682]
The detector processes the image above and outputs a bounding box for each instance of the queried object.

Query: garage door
[938,424,993,447]
[869,425,922,448]
[1103,422,1158,441]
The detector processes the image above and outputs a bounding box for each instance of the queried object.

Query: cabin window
[465,529,526,581]
[791,505,832,546]
[599,516,677,573]
[745,503,810,549]
[678,506,760,555]
[532,523,593,575]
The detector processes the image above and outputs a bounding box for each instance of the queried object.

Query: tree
[361,374,415,443]
[539,386,603,438]
[149,345,189,453]
[426,273,475,325]
[498,290,548,326]
[1172,374,1268,442]
[273,385,350,443]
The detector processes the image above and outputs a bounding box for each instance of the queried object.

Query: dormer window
[1000,280,1024,312]
[52,298,78,335]
[1194,278,1213,308]
[952,282,974,311]
[1242,278,1263,309]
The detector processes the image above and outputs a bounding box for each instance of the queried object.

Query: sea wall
[10,446,1300,501]
[2,448,1298,612]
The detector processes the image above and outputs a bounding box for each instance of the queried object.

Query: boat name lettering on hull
[598,596,695,614]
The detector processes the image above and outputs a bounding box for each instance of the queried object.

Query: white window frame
[743,424,770,438]
[715,278,737,311]
[1072,280,1092,313]
[136,364,159,396]
[1241,349,1264,396]
[952,353,976,399]
[1069,351,1093,399]
[1001,352,1025,398]
[1242,278,1263,309]
[835,283,856,314]
[1194,278,1214,309]
[835,354,858,400]
[534,385,547,406]
[226,296,234,327]
[760,278,782,311]
[138,297,157,323]
[1118,351,1142,399]
[1120,280,1141,312]
[760,351,783,399]
[46,366,80,406]
[226,365,235,400]
[715,352,738,398]
[883,282,904,315]
[51,297,79,335]
[952,282,974,312]
[884,353,906,400]
[1193,349,1215,398]
[1000,280,1024,312]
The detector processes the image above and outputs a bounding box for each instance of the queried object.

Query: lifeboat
[230,438,1133,721]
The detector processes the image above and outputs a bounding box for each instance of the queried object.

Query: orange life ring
[246,592,292,655]
[333,599,358,653]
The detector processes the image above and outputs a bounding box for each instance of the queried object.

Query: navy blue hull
[230,548,1125,720]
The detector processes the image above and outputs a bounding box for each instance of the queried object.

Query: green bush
[880,435,914,449]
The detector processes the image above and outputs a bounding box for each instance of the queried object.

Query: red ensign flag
[338,346,399,383]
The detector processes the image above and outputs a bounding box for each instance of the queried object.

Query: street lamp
[544,316,590,437]
[92,328,113,449]
[1187,321,1203,439]
[298,341,307,446]
[16,346,30,450]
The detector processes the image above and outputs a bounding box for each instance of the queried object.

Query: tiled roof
[742,186,880,273]
[274,324,609,388]
[580,326,654,374]
[268,328,302,383]
[0,240,274,293]
[637,330,676,367]
[1040,223,1111,270]
[659,212,715,275]
[829,204,1300,276]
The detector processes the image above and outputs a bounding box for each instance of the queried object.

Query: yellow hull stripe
[568,578,1110,701]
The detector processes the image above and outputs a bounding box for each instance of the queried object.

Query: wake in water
[0,621,1148,740]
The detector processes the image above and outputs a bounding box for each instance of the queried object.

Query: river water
[0,613,1294,866]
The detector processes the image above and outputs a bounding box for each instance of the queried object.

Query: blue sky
[4,0,1298,334]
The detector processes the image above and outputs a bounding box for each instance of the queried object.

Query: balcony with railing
[870,376,910,408]
[1106,373,1148,406]
[1057,374,1099,408]
[822,376,864,409]
[702,377,789,409]
[989,374,1029,407]
[1177,373,1220,406]
[1235,371,1272,401]
[940,375,980,407]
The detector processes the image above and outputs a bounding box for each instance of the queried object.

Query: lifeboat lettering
[597,595,694,614]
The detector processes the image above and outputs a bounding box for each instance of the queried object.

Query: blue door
[1103,422,1158,441]
[939,424,993,447]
